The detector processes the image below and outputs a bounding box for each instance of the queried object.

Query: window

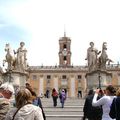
[64,56,67,60]
[47,75,51,79]
[62,75,66,79]
[33,75,37,80]
[63,44,67,49]
[78,75,81,79]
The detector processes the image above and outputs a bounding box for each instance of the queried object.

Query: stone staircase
[41,97,85,120]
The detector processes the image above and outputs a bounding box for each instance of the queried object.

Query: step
[43,105,83,108]
[46,117,83,120]
[45,111,83,115]
[46,115,83,120]
[41,98,85,120]
[44,107,83,111]
[46,114,83,117]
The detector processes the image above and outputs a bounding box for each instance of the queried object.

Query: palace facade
[27,34,120,98]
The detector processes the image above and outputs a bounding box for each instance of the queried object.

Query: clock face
[62,50,67,56]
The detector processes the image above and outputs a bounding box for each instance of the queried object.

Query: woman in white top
[92,85,116,120]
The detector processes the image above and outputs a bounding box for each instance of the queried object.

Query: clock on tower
[58,33,71,67]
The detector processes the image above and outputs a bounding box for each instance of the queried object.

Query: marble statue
[3,43,16,71]
[85,42,101,72]
[98,42,113,69]
[14,42,27,72]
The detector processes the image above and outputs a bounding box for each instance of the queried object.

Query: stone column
[39,76,44,95]
[70,76,75,97]
[53,76,58,91]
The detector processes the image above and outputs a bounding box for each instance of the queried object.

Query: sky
[0,0,120,68]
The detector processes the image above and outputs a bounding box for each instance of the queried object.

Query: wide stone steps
[44,107,83,111]
[41,98,85,120]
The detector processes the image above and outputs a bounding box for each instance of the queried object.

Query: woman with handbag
[52,88,58,107]
[5,88,44,120]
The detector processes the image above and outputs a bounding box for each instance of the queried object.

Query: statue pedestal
[86,70,112,90]
[3,71,28,88]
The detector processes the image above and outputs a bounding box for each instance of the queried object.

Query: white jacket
[92,93,115,120]
[5,104,44,120]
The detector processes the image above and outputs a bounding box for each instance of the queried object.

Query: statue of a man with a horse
[3,42,27,72]
[86,42,113,72]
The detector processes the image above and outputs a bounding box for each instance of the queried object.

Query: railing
[28,64,120,71]
[28,65,88,71]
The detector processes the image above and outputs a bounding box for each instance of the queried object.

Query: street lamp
[98,72,101,89]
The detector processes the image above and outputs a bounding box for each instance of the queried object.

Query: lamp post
[98,72,101,89]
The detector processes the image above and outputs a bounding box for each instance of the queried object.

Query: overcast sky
[0,0,120,68]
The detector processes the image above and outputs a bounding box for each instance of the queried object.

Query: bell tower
[58,32,71,67]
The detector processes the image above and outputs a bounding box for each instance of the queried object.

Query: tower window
[64,56,67,60]
[78,75,81,79]
[63,44,67,49]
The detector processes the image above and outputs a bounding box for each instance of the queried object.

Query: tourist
[83,89,102,120]
[109,88,120,120]
[60,89,66,108]
[92,85,116,120]
[0,82,14,120]
[52,88,58,107]
[30,90,46,120]
[25,83,33,91]
[5,88,43,120]
[46,89,49,98]
[25,82,46,120]
[78,90,82,98]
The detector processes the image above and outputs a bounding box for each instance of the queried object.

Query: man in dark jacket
[83,89,102,120]
[109,88,120,120]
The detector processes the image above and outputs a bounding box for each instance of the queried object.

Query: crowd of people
[0,82,67,120]
[1,81,120,120]
[0,82,45,120]
[83,85,120,120]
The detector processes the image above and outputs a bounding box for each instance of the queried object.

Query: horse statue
[98,42,113,70]
[3,43,16,71]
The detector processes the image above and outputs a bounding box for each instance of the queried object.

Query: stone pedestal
[86,70,112,90]
[3,71,29,88]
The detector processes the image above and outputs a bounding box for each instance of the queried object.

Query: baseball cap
[0,82,14,94]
